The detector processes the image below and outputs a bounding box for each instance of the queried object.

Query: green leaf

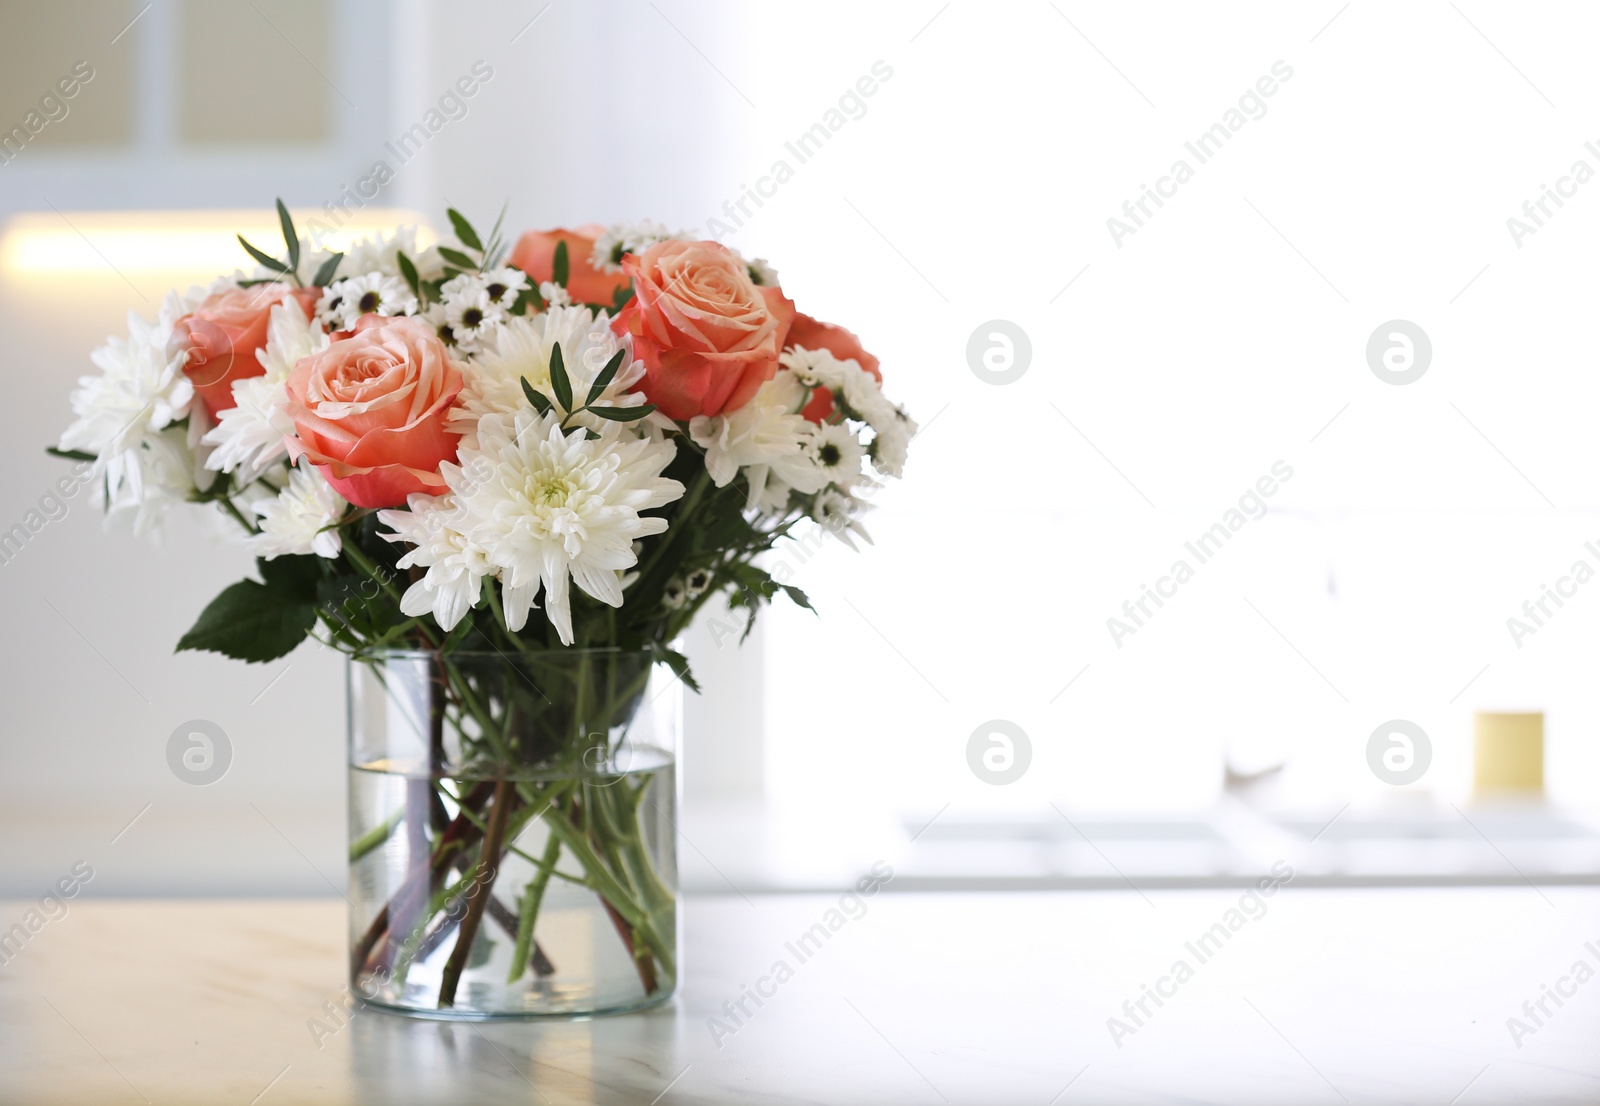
[587,404,655,422]
[236,277,284,287]
[46,446,96,462]
[483,201,509,267]
[237,235,288,274]
[176,555,320,664]
[552,239,569,287]
[649,643,701,695]
[583,428,601,440]
[548,341,573,412]
[437,246,478,271]
[586,349,626,404]
[447,207,483,252]
[509,286,537,316]
[612,284,636,312]
[780,584,815,612]
[257,554,321,598]
[521,377,553,416]
[310,251,343,287]
[396,250,421,300]
[275,199,300,273]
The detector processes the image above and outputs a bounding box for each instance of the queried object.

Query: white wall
[6,0,1600,897]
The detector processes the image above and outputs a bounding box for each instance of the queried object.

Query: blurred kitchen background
[2,0,1598,898]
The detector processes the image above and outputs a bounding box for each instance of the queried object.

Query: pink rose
[180,284,321,417]
[284,315,464,509]
[610,240,796,421]
[507,225,632,306]
[786,313,882,423]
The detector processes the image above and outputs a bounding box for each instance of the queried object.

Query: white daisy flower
[538,281,572,309]
[688,370,827,506]
[805,421,867,487]
[592,220,683,273]
[869,407,917,478]
[254,462,346,559]
[779,345,848,395]
[449,410,685,645]
[439,274,505,354]
[315,272,417,331]
[203,298,329,482]
[421,303,459,351]
[661,578,688,610]
[745,256,779,287]
[481,266,530,310]
[378,495,492,632]
[835,358,898,426]
[683,567,713,598]
[813,487,873,550]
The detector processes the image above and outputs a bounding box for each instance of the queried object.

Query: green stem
[217,495,258,535]
[534,794,675,979]
[508,833,562,983]
[438,780,514,1007]
[349,806,404,863]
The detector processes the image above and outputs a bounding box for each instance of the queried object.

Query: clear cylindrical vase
[346,648,679,1019]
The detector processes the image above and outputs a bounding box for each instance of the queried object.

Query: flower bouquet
[51,204,913,1017]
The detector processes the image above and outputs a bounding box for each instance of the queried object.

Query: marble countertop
[1,889,1597,1104]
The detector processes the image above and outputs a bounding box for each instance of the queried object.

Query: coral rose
[284,314,464,509]
[179,283,321,417]
[507,224,631,306]
[610,240,795,421]
[787,314,881,422]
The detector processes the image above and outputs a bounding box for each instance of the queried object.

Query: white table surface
[1,889,1596,1105]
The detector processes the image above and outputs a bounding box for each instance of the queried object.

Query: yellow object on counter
[1472,712,1544,794]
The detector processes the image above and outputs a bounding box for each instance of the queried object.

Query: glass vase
[346,648,679,1019]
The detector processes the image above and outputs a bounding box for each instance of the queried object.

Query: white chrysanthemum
[203,299,329,482]
[451,410,685,644]
[379,495,493,631]
[805,421,867,487]
[592,220,683,273]
[254,463,346,559]
[688,371,825,506]
[59,292,193,460]
[750,474,796,515]
[96,419,214,536]
[539,281,572,308]
[316,272,417,331]
[452,309,651,438]
[339,226,439,281]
